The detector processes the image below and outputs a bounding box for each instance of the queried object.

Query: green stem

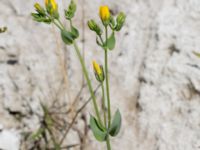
[57,19,65,29]
[53,19,103,126]
[101,82,107,127]
[73,42,103,126]
[99,35,104,45]
[105,26,111,127]
[106,136,111,150]
[52,20,63,30]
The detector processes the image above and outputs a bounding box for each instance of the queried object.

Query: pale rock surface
[0,126,20,150]
[0,0,200,150]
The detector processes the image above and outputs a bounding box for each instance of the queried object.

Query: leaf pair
[90,109,121,142]
[61,26,79,45]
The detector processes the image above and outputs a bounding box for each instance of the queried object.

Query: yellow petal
[99,6,110,21]
[50,0,57,10]
[93,60,102,75]
[45,0,57,11]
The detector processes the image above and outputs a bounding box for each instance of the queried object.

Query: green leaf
[106,32,116,50]
[193,51,200,58]
[61,29,74,45]
[71,25,79,39]
[109,109,121,137]
[90,115,107,142]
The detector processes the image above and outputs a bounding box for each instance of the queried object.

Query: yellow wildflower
[93,60,102,75]
[99,6,110,21]
[45,0,57,11]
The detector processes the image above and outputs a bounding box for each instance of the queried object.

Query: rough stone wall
[0,0,200,150]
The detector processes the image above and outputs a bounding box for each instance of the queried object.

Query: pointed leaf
[106,32,115,50]
[71,25,79,39]
[109,109,121,137]
[90,115,107,142]
[61,29,74,45]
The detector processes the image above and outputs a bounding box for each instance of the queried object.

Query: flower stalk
[73,42,103,126]
[104,25,111,128]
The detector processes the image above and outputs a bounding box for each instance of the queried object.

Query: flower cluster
[31,1,126,149]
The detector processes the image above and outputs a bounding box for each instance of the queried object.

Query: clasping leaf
[106,32,115,50]
[90,115,107,142]
[61,29,74,45]
[71,25,79,39]
[109,109,121,137]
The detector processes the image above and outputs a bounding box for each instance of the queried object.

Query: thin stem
[101,82,107,127]
[99,35,104,45]
[57,19,65,29]
[52,20,63,30]
[106,136,111,150]
[69,19,73,29]
[105,26,111,127]
[73,42,103,126]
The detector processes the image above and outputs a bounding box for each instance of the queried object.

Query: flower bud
[0,27,7,33]
[88,20,102,35]
[65,0,76,20]
[45,0,59,18]
[109,16,116,30]
[34,3,45,15]
[115,12,126,31]
[93,60,104,82]
[99,6,110,26]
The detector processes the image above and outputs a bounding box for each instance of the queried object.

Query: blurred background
[0,0,200,149]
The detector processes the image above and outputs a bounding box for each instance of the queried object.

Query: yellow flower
[99,6,110,21]
[45,0,57,11]
[93,60,102,75]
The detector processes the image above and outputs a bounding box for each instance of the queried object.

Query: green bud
[88,20,96,30]
[115,12,126,31]
[65,0,76,20]
[87,20,102,35]
[109,16,116,30]
[34,3,46,16]
[45,0,59,19]
[0,27,7,33]
[31,13,51,24]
